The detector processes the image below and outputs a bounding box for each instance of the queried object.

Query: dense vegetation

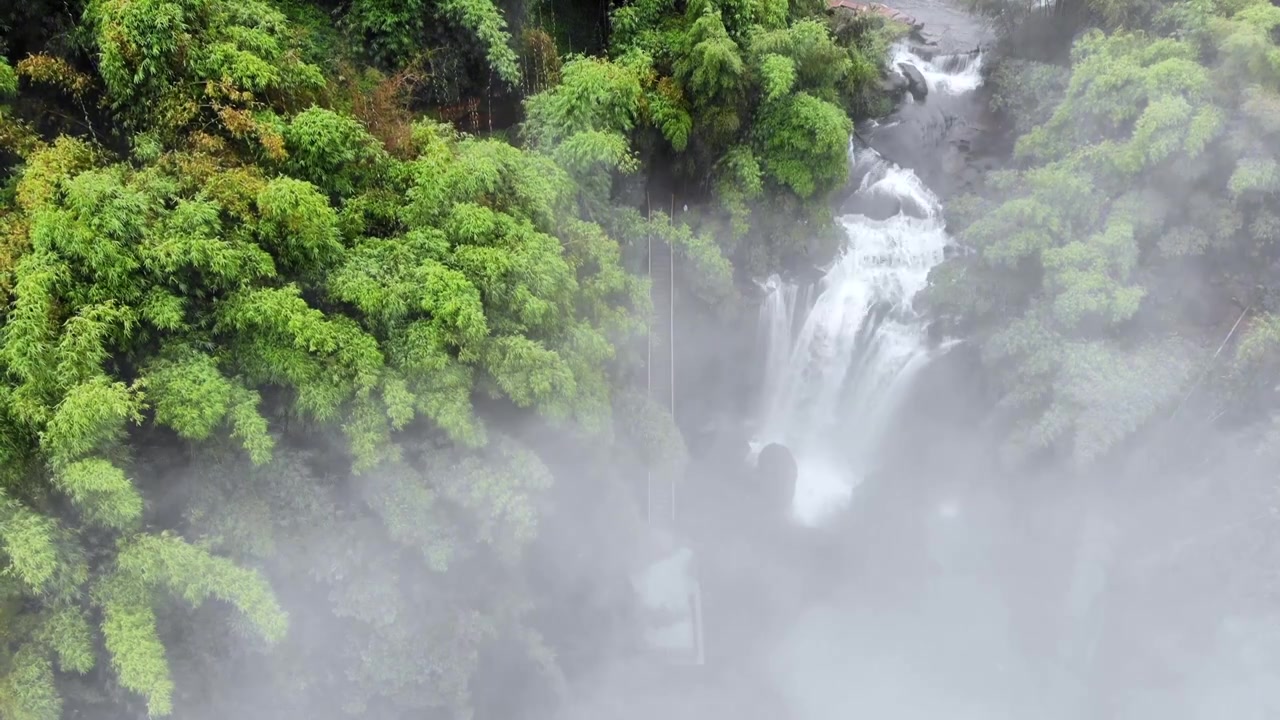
[0,0,903,717]
[922,2,1280,708]
[929,0,1280,468]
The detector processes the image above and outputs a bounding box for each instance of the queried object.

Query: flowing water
[756,43,1048,720]
[754,44,983,526]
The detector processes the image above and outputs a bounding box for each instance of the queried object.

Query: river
[561,2,1079,718]
[751,19,1047,719]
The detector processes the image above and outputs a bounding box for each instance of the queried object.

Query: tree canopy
[926,0,1280,466]
[0,0,899,716]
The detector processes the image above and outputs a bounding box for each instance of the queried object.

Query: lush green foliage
[0,1,683,717]
[530,0,904,276]
[926,0,1280,465]
[0,0,901,713]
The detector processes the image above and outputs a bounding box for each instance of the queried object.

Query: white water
[755,45,982,527]
[891,44,984,96]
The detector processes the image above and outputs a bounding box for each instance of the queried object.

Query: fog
[541,3,1280,719]
[134,1,1280,717]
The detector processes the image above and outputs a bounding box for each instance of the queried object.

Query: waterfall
[755,45,982,526]
[757,276,797,420]
[890,44,984,96]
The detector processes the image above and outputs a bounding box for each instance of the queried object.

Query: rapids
[753,44,982,526]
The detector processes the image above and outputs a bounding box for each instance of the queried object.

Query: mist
[217,3,1276,718]
[540,2,1280,718]
[4,0,1279,716]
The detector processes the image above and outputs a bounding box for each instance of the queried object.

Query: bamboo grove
[0,0,906,716]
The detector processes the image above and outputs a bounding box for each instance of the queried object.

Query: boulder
[755,443,798,511]
[926,319,946,347]
[911,45,938,62]
[844,191,901,221]
[879,68,909,98]
[897,62,928,102]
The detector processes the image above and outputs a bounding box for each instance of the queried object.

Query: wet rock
[880,68,909,98]
[926,319,946,348]
[826,0,922,28]
[844,191,901,221]
[938,49,981,74]
[897,193,931,219]
[756,443,798,511]
[742,280,770,306]
[898,62,928,102]
[794,264,827,285]
[880,68,911,91]
[911,44,938,62]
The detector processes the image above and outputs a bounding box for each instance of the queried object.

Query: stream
[752,28,1044,720]
[746,7,1280,719]
[560,2,1275,718]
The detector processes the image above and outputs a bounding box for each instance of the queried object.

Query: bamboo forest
[1,0,1279,716]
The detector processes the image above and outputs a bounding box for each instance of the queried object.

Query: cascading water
[890,43,984,95]
[755,45,982,527]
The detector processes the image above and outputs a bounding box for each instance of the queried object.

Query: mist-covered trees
[0,0,899,715]
[0,105,628,720]
[0,0,649,716]
[925,0,1280,465]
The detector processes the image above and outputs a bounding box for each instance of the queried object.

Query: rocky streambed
[833,0,1000,203]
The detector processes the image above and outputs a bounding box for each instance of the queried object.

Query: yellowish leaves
[184,131,232,158]
[197,166,268,222]
[216,106,288,161]
[203,79,256,105]
[15,55,93,98]
[0,214,32,307]
[0,115,43,161]
[216,106,256,137]
[520,28,562,95]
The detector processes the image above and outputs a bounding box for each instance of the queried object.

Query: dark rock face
[756,443,798,512]
[898,62,928,101]
[880,69,910,100]
[844,190,901,220]
[843,188,934,220]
